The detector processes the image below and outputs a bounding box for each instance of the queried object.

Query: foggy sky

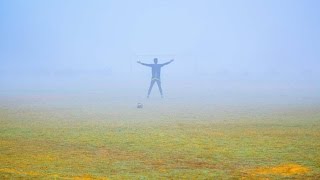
[0,0,319,101]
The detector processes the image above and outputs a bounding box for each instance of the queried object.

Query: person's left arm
[161,59,174,66]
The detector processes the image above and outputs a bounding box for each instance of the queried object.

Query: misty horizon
[1,0,319,103]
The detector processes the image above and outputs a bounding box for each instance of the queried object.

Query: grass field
[1,96,320,179]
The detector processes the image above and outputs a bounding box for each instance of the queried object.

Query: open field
[1,95,320,179]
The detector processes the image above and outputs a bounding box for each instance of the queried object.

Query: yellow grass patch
[0,140,15,146]
[73,174,107,180]
[251,164,309,176]
[0,168,109,179]
[0,168,40,177]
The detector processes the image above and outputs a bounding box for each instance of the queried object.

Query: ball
[137,103,143,108]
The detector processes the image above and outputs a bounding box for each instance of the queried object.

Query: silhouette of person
[137,58,174,98]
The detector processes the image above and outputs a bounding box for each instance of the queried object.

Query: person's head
[153,58,158,64]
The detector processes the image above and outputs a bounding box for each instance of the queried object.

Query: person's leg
[147,80,156,98]
[156,80,163,98]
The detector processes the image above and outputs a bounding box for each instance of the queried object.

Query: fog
[1,0,319,105]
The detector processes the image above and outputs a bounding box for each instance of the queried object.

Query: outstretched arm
[161,59,174,66]
[137,61,152,67]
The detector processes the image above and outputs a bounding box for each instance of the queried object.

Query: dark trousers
[147,79,163,97]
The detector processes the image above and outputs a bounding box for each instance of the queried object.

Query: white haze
[0,0,319,106]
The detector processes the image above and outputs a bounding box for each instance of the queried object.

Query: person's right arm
[137,61,152,67]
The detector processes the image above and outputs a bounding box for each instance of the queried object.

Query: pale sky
[0,0,319,101]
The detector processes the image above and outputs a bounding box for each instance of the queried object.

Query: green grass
[1,103,320,179]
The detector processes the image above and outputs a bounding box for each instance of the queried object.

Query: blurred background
[0,0,319,104]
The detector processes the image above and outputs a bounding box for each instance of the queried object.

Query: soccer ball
[137,103,143,109]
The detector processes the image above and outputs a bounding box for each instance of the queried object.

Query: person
[137,58,174,98]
